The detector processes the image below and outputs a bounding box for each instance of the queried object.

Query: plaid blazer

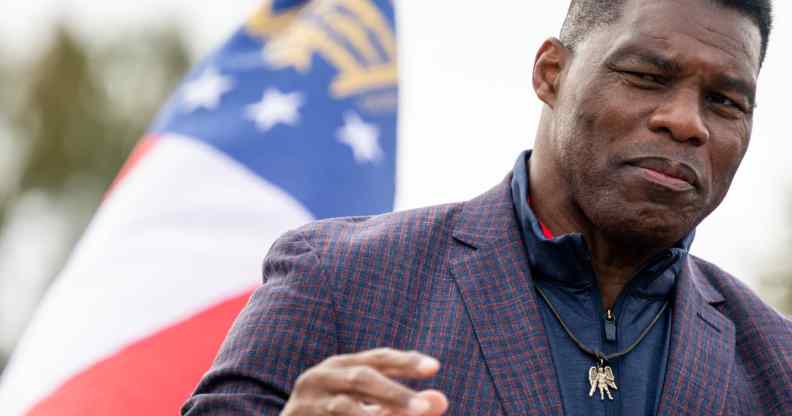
[183,176,792,415]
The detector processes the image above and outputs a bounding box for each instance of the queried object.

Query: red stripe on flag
[104,135,161,198]
[26,288,255,416]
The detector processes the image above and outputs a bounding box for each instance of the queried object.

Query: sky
[0,1,790,347]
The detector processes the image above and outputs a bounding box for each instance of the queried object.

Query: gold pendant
[588,363,618,400]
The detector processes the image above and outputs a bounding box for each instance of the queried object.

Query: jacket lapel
[656,257,735,415]
[449,177,563,416]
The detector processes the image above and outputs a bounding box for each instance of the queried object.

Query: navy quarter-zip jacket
[511,151,692,416]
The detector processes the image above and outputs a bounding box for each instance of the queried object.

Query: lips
[626,157,700,189]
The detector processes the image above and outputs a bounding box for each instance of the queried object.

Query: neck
[529,133,665,309]
[584,233,664,309]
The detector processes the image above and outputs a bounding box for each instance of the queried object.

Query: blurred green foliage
[0,23,191,372]
[762,275,792,316]
[15,25,190,197]
[759,202,792,316]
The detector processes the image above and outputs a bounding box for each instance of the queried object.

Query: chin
[586,199,698,250]
[571,171,710,249]
[605,217,688,249]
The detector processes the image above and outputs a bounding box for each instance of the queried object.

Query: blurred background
[0,0,790,379]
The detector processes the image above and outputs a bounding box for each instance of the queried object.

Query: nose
[647,89,710,146]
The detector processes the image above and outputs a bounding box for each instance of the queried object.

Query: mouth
[625,157,700,192]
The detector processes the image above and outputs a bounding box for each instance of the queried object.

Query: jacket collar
[450,174,564,415]
[510,150,693,297]
[657,257,734,414]
[449,171,730,416]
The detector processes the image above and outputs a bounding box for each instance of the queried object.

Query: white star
[182,67,234,111]
[246,88,303,131]
[337,111,383,164]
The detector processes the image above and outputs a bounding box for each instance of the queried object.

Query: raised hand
[280,348,448,415]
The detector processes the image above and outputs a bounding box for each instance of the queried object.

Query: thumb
[416,390,448,415]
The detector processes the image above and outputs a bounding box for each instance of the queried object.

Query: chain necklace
[535,286,669,401]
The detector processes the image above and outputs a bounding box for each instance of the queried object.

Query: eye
[707,93,736,107]
[621,71,667,87]
[706,93,747,113]
[636,73,662,83]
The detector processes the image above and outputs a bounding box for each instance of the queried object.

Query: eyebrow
[606,46,682,74]
[606,46,757,108]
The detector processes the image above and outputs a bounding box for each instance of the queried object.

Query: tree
[759,200,792,315]
[0,23,191,374]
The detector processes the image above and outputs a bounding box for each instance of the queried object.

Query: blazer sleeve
[182,227,337,415]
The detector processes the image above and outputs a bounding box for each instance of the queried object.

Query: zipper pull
[604,309,617,342]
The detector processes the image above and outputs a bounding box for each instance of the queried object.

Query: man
[183,0,792,414]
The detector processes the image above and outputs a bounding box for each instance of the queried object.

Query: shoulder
[687,255,792,400]
[263,201,464,282]
[295,202,462,256]
[687,254,792,335]
[260,202,467,337]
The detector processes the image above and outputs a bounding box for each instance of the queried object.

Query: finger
[360,403,385,415]
[374,391,447,416]
[310,366,437,415]
[328,348,440,378]
[319,366,424,412]
[320,394,370,416]
[415,390,449,416]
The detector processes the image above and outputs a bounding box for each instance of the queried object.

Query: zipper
[604,311,618,416]
[584,249,675,416]
[598,252,673,416]
[599,250,676,344]
[603,307,622,416]
[604,308,617,342]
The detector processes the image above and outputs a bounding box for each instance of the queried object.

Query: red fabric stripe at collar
[527,196,555,239]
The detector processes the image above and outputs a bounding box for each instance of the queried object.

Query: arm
[182,229,337,415]
[182,227,447,416]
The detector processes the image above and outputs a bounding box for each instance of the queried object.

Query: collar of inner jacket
[509,150,693,297]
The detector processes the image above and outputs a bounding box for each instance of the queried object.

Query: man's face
[551,0,762,246]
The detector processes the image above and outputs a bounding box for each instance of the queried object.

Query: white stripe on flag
[0,135,313,415]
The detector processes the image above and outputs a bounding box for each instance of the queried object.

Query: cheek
[555,71,652,178]
[577,75,651,135]
[707,126,750,202]
[566,85,648,162]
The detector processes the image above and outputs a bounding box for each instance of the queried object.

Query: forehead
[591,0,762,77]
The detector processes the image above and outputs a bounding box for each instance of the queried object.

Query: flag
[0,0,398,414]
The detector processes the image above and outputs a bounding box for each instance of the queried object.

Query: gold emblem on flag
[247,0,397,99]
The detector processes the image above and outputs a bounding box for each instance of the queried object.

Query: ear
[532,38,569,109]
